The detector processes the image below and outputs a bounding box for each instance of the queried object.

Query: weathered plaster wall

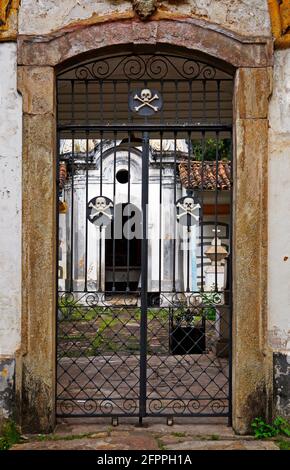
[268,50,290,353]
[0,42,22,418]
[18,0,271,38]
[268,48,290,417]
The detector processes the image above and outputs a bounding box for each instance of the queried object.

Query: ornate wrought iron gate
[56,51,233,421]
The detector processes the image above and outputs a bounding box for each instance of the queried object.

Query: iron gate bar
[126,132,131,292]
[112,132,117,292]
[159,132,163,294]
[70,131,75,293]
[57,124,232,132]
[215,131,219,291]
[84,132,89,292]
[172,132,177,292]
[140,131,150,420]
[200,130,205,291]
[228,130,234,426]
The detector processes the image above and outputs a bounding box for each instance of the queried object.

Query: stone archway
[17,18,273,434]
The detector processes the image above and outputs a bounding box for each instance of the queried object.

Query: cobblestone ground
[12,423,280,450]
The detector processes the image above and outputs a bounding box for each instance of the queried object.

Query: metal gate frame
[56,52,233,422]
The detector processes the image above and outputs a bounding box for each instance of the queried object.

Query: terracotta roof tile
[179,161,231,191]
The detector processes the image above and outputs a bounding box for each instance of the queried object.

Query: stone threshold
[11,423,281,451]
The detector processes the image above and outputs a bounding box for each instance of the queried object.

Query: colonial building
[0,1,290,434]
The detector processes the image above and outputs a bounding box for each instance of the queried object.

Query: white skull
[141,89,152,102]
[183,197,194,212]
[95,197,107,211]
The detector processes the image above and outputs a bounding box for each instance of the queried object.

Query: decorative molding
[0,0,20,42]
[268,0,290,49]
[0,0,12,26]
[132,0,158,21]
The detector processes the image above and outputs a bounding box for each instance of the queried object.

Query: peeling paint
[268,327,290,351]
[18,0,271,37]
[274,353,290,418]
[0,42,22,359]
[269,49,290,354]
[0,358,15,419]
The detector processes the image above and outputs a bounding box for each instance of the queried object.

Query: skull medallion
[87,196,114,227]
[176,196,200,226]
[129,88,163,116]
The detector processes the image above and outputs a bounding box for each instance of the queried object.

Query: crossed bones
[89,200,113,222]
[134,89,160,112]
[177,200,200,222]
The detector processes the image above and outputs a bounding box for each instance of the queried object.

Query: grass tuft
[0,420,21,450]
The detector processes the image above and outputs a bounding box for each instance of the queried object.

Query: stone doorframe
[16,18,274,434]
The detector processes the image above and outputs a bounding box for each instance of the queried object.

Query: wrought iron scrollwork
[61,54,219,81]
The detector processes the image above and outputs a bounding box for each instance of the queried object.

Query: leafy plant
[191,138,231,161]
[0,420,21,450]
[251,417,290,439]
[90,316,118,353]
[278,439,290,451]
[58,297,101,321]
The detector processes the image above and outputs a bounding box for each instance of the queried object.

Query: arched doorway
[105,202,142,292]
[56,49,234,422]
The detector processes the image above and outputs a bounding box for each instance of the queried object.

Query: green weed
[251,416,290,440]
[0,420,21,450]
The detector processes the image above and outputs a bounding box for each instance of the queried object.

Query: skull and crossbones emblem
[130,88,162,116]
[176,196,200,226]
[87,196,114,226]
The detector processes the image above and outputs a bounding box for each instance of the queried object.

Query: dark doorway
[105,203,141,291]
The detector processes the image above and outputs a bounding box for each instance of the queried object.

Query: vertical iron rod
[186,131,192,292]
[189,80,193,123]
[112,131,117,292]
[228,130,233,426]
[202,79,206,121]
[100,80,104,124]
[84,131,89,291]
[98,226,102,292]
[175,81,179,123]
[140,131,149,419]
[98,131,103,291]
[200,131,205,292]
[126,131,131,292]
[159,132,163,293]
[70,131,75,292]
[217,80,221,123]
[85,80,89,125]
[172,132,177,292]
[214,131,219,291]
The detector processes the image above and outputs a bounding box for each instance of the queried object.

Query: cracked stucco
[18,0,271,37]
[268,50,290,353]
[0,43,22,357]
[0,359,15,419]
[274,353,290,417]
